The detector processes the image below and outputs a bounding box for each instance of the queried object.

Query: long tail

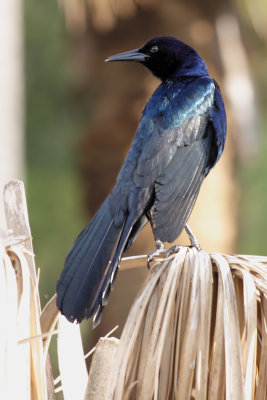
[56,197,125,324]
[89,215,137,327]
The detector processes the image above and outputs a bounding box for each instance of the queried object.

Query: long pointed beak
[105,48,149,63]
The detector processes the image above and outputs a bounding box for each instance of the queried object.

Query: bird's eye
[150,45,158,54]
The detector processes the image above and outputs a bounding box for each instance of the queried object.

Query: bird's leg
[147,239,166,269]
[161,225,201,260]
[185,224,201,251]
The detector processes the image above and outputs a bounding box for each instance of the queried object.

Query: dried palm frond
[87,248,267,400]
[0,181,47,400]
[1,181,267,399]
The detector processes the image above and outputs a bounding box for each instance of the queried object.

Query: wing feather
[152,128,213,242]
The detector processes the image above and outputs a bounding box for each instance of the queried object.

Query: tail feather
[56,198,124,323]
[89,217,135,327]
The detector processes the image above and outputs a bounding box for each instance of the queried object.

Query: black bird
[56,36,227,327]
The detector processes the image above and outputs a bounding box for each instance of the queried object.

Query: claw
[147,240,166,269]
[147,253,154,269]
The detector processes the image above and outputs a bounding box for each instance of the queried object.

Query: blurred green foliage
[25,0,85,304]
[238,118,267,255]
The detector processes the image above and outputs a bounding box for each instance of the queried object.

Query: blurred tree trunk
[0,0,24,232]
[61,0,252,341]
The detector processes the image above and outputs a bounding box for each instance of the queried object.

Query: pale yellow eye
[150,45,158,54]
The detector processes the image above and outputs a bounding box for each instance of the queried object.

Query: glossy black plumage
[56,36,227,327]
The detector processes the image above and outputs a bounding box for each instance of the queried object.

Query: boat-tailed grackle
[56,36,227,327]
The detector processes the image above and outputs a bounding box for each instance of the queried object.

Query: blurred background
[1,0,267,385]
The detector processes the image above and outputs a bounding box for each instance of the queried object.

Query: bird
[56,36,227,328]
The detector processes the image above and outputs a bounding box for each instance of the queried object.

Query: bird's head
[106,36,208,81]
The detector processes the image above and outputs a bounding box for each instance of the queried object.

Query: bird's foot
[147,240,166,269]
[185,224,201,251]
[165,245,184,258]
